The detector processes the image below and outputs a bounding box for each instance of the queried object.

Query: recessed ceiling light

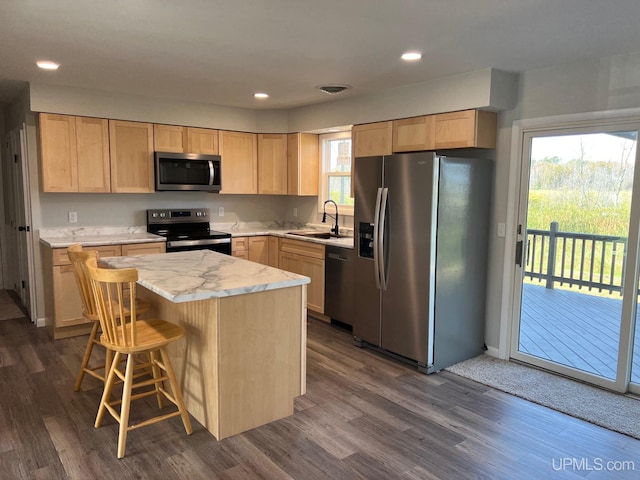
[36,60,60,70]
[401,52,422,61]
[254,92,269,99]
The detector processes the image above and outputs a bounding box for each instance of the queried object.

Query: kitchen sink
[287,231,343,239]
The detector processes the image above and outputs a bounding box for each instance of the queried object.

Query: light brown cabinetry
[287,133,319,196]
[392,116,435,152]
[231,237,249,259]
[153,125,219,154]
[43,241,165,339]
[279,238,325,314]
[154,124,187,153]
[248,236,269,264]
[187,127,219,155]
[232,236,271,265]
[352,121,393,157]
[219,131,258,194]
[433,109,497,149]
[121,242,166,256]
[258,134,288,195]
[109,120,155,193]
[39,113,111,192]
[268,236,279,268]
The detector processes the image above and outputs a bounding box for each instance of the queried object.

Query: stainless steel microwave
[154,152,221,192]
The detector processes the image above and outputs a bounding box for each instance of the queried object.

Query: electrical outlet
[497,222,506,237]
[218,206,224,217]
[68,211,78,224]
[293,207,298,217]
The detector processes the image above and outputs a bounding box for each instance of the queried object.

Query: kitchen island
[100,250,310,440]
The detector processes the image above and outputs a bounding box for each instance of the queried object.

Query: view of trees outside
[528,132,636,236]
[524,132,637,297]
[325,137,354,206]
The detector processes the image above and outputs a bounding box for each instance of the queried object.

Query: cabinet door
[268,236,279,268]
[280,251,325,314]
[187,127,219,154]
[352,121,393,157]
[258,134,287,195]
[287,133,318,196]
[109,120,154,193]
[248,236,269,264]
[393,116,435,152]
[219,131,258,194]
[76,116,111,192]
[121,242,166,256]
[433,109,497,149]
[53,264,88,327]
[154,124,187,153]
[39,113,78,192]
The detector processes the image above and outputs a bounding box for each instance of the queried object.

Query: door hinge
[14,154,18,163]
[21,280,25,289]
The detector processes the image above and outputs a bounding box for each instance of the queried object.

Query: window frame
[317,131,353,217]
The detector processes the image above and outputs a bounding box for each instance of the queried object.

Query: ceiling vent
[316,84,351,95]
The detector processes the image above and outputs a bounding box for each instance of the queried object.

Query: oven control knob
[152,213,158,218]
[160,213,166,217]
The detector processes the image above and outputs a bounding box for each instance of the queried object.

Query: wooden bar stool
[67,244,150,391]
[85,257,193,458]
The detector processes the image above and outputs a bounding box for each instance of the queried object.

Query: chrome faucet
[322,199,339,236]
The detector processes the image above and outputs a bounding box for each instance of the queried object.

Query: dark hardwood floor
[1,314,639,479]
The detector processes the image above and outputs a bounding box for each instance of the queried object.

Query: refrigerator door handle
[378,187,389,290]
[373,187,383,289]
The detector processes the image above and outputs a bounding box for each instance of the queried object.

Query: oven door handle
[166,238,231,248]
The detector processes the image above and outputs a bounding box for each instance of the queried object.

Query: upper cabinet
[393,116,435,152]
[352,121,393,158]
[433,109,497,149]
[109,120,154,193]
[154,125,219,155]
[187,127,219,155]
[287,133,318,196]
[219,130,258,194]
[258,133,288,195]
[153,124,187,153]
[39,113,110,193]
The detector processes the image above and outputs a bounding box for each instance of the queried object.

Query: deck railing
[524,222,627,294]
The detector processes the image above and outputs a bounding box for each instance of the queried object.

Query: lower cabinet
[278,238,325,315]
[43,241,166,339]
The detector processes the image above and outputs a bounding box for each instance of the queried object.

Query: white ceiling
[2,0,640,109]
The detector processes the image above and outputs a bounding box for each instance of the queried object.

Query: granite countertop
[100,250,310,303]
[39,227,166,248]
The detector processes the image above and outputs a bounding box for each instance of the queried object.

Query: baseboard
[485,346,500,358]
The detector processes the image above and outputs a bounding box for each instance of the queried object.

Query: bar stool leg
[74,321,100,391]
[117,354,136,459]
[160,347,193,435]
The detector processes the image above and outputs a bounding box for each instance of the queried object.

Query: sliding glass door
[512,122,640,392]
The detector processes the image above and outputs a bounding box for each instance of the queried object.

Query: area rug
[0,290,25,320]
[445,354,640,439]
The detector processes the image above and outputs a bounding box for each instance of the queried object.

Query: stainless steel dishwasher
[324,245,356,326]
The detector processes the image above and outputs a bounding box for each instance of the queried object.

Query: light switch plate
[68,211,78,223]
[497,222,506,237]
[218,207,224,217]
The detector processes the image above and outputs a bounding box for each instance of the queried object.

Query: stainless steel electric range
[146,208,232,254]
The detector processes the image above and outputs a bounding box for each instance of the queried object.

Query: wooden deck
[519,283,640,381]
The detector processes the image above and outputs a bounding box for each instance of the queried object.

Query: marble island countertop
[100,250,310,303]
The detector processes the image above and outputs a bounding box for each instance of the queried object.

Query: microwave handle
[208,160,215,186]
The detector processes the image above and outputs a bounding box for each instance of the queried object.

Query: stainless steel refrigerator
[352,152,492,373]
